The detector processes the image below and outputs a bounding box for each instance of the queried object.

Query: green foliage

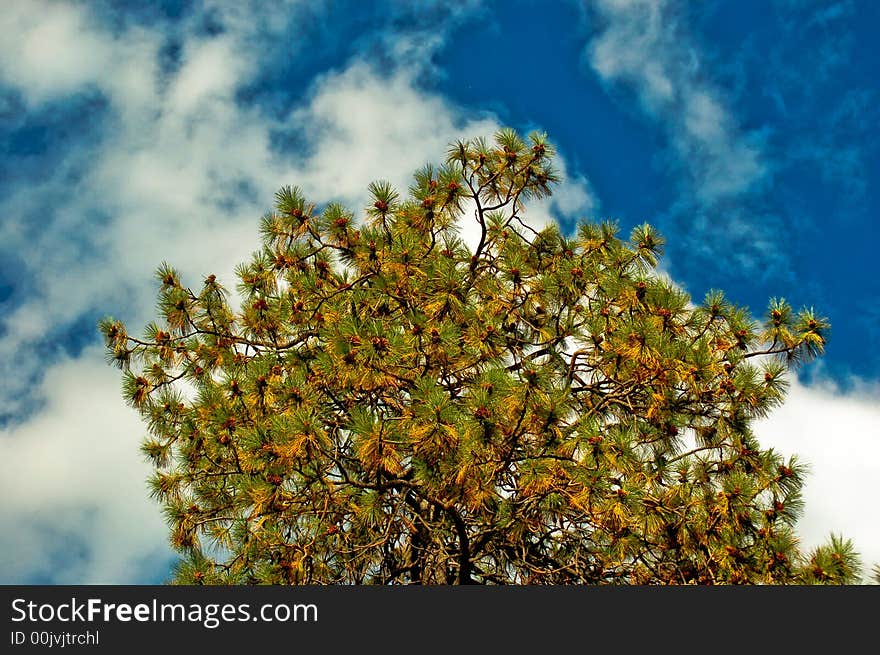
[102,129,863,585]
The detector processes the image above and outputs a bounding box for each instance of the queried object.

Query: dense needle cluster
[102,129,862,584]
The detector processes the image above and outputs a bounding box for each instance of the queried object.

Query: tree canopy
[102,128,863,584]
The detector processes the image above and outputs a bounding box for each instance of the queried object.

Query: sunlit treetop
[101,128,862,585]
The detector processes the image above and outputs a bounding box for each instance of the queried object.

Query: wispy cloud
[581,0,797,291]
[584,0,877,295]
[762,1,877,219]
[587,0,766,203]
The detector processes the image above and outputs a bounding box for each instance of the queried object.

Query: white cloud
[0,347,169,584]
[587,0,766,202]
[165,36,246,115]
[0,2,112,102]
[756,375,880,580]
[286,62,498,208]
[0,10,275,415]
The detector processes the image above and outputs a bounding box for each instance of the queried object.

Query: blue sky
[0,0,878,584]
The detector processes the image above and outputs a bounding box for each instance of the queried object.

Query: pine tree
[102,128,864,584]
